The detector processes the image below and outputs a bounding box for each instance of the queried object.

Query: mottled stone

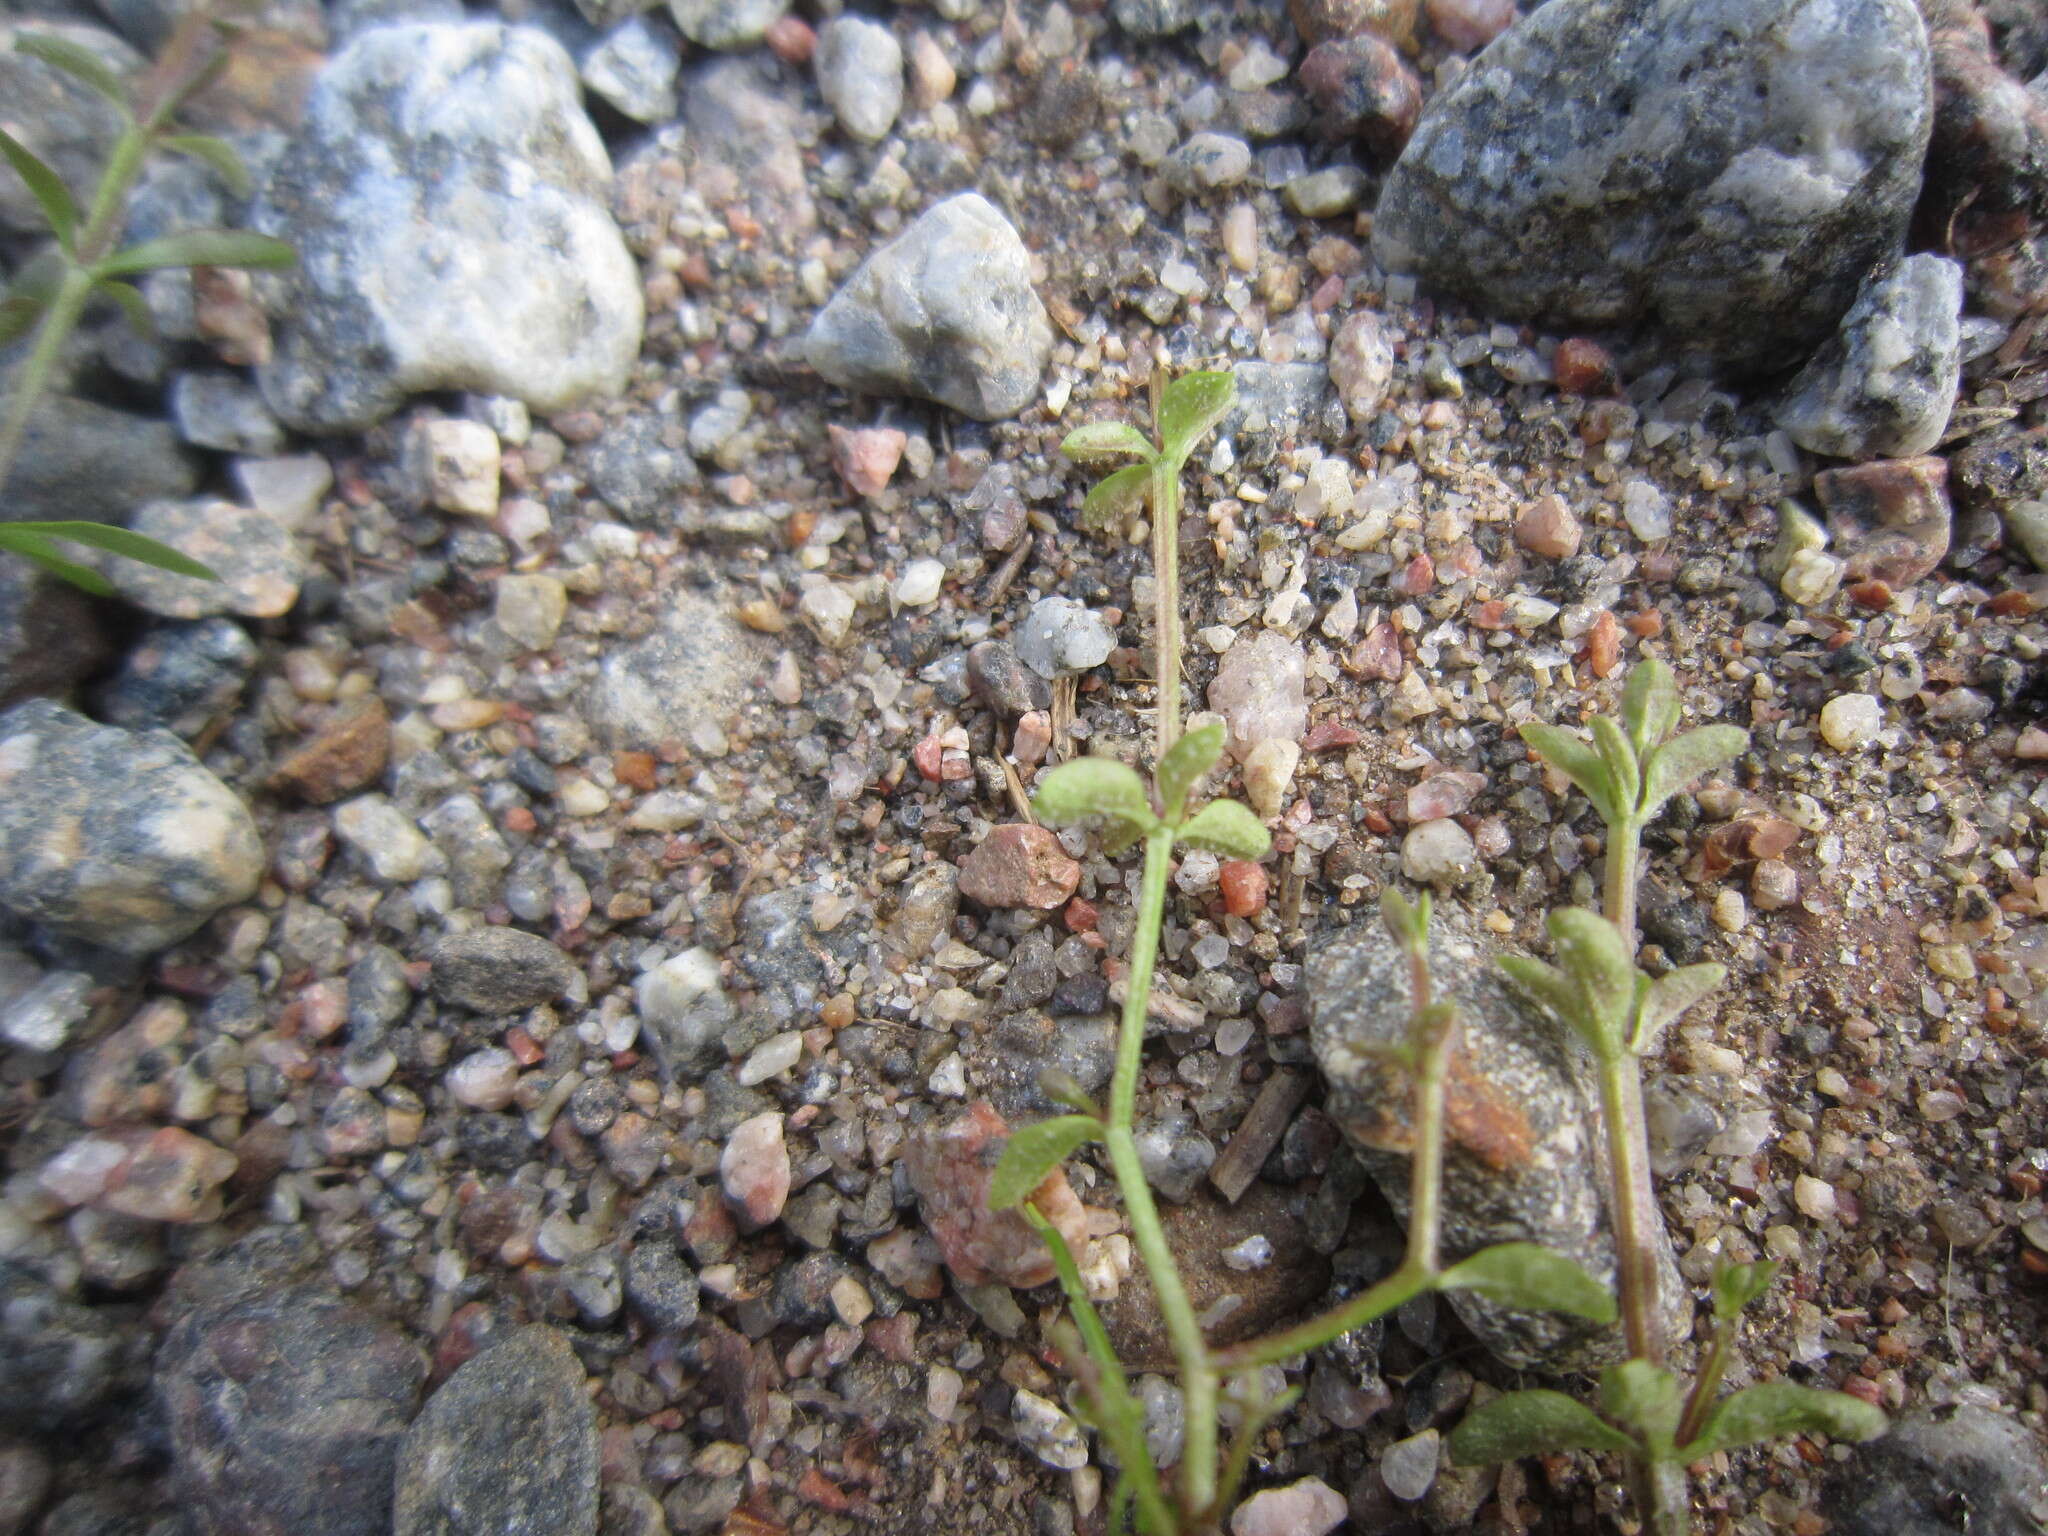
[111,500,303,620]
[0,558,116,712]
[903,1101,1090,1288]
[95,618,257,741]
[587,590,765,751]
[1308,918,1686,1369]
[0,1259,147,1432]
[1824,1406,2048,1536]
[1371,0,1934,373]
[958,824,1082,910]
[431,928,576,1014]
[394,1327,597,1536]
[806,193,1053,420]
[1208,630,1309,762]
[1777,255,1963,460]
[667,0,785,49]
[270,698,393,804]
[0,394,198,524]
[1813,454,1953,586]
[0,23,140,238]
[0,700,262,954]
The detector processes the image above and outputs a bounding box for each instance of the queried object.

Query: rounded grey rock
[815,15,904,143]
[0,700,262,955]
[1016,596,1116,678]
[667,0,785,49]
[431,928,576,1014]
[0,1260,148,1431]
[93,618,259,740]
[579,14,680,123]
[0,23,141,238]
[1371,0,1934,374]
[1824,1405,2048,1536]
[805,192,1054,421]
[586,590,767,751]
[251,23,643,432]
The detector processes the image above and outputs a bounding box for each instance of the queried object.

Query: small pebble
[1011,1388,1089,1470]
[1818,694,1881,751]
[1401,820,1476,885]
[894,558,946,607]
[721,1112,791,1230]
[1231,1475,1347,1536]
[828,424,907,498]
[1381,1428,1440,1502]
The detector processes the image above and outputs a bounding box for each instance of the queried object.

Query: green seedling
[0,7,296,590]
[1452,659,1885,1534]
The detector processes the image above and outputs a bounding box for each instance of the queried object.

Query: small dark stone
[1638,875,1712,964]
[0,558,116,712]
[458,1112,538,1172]
[1049,971,1109,1016]
[431,929,576,1014]
[1019,67,1102,152]
[568,1076,626,1136]
[623,1242,699,1334]
[0,1261,148,1432]
[94,618,258,740]
[967,640,1052,717]
[768,1252,854,1329]
[999,928,1060,1010]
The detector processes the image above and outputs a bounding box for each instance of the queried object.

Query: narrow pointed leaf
[1636,962,1725,1052]
[0,294,45,346]
[1060,420,1155,463]
[1155,719,1224,821]
[1380,885,1431,952]
[1175,799,1270,859]
[4,520,215,580]
[15,32,129,109]
[1641,724,1748,817]
[159,133,251,198]
[1590,715,1642,817]
[1678,1383,1886,1462]
[94,229,296,277]
[1036,1069,1101,1117]
[0,128,78,252]
[1601,1360,1682,1449]
[1032,756,1155,834]
[1546,908,1636,1058]
[1439,1243,1618,1323]
[1449,1390,1636,1466]
[0,528,114,595]
[1156,369,1236,462]
[1496,955,1581,1037]
[989,1114,1101,1211]
[1079,460,1152,530]
[1711,1259,1781,1325]
[93,277,154,341]
[1519,721,1619,824]
[1620,657,1681,758]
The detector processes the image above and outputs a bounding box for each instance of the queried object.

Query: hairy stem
[1673,1322,1735,1452]
[0,266,94,499]
[1149,455,1182,758]
[1603,814,1642,955]
[1112,828,1175,1130]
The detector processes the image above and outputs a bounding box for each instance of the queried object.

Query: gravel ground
[2,1,2046,1535]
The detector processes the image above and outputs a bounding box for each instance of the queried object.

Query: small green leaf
[1620,658,1681,758]
[1601,1360,1682,1450]
[1635,962,1725,1053]
[0,127,78,253]
[1156,370,1236,463]
[1547,908,1636,1059]
[0,294,45,347]
[1449,1390,1637,1466]
[1677,1383,1886,1462]
[1060,420,1156,463]
[1032,756,1156,835]
[159,133,252,198]
[1176,799,1270,859]
[1496,954,1581,1037]
[1711,1259,1781,1325]
[1590,715,1642,817]
[15,32,130,109]
[988,1114,1101,1211]
[1036,1069,1101,1117]
[0,527,114,595]
[1439,1243,1618,1324]
[1155,720,1224,821]
[3,520,215,580]
[93,276,154,341]
[1519,721,1620,825]
[94,228,297,278]
[1080,460,1153,531]
[1379,885,1432,953]
[1641,724,1748,818]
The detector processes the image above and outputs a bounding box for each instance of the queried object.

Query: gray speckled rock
[584,412,700,525]
[111,500,304,620]
[0,23,140,238]
[805,192,1053,421]
[1308,918,1686,1371]
[586,590,766,751]
[580,14,680,123]
[0,700,262,955]
[0,558,116,712]
[1776,254,1963,461]
[667,0,785,49]
[394,1326,598,1536]
[94,618,258,740]
[157,1284,426,1536]
[431,928,576,1014]
[0,395,198,524]
[251,23,643,432]
[1824,1406,2048,1536]
[0,1259,148,1431]
[1371,0,1933,374]
[815,15,903,142]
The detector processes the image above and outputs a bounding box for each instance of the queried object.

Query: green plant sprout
[1450,659,1886,1535]
[984,371,1615,1535]
[0,5,296,593]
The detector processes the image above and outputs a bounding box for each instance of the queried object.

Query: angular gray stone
[584,411,701,525]
[431,928,576,1014]
[0,23,140,238]
[1016,596,1116,678]
[579,14,680,123]
[805,192,1053,421]
[111,500,304,621]
[394,1326,598,1536]
[0,557,115,711]
[1824,1406,2048,1536]
[251,22,643,431]
[0,1259,148,1431]
[667,0,785,49]
[1776,254,1964,461]
[93,617,259,740]
[169,372,287,456]
[1308,918,1687,1371]
[1371,0,1935,374]
[586,589,765,750]
[158,1284,426,1536]
[0,700,262,955]
[815,15,904,143]
[0,394,198,524]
